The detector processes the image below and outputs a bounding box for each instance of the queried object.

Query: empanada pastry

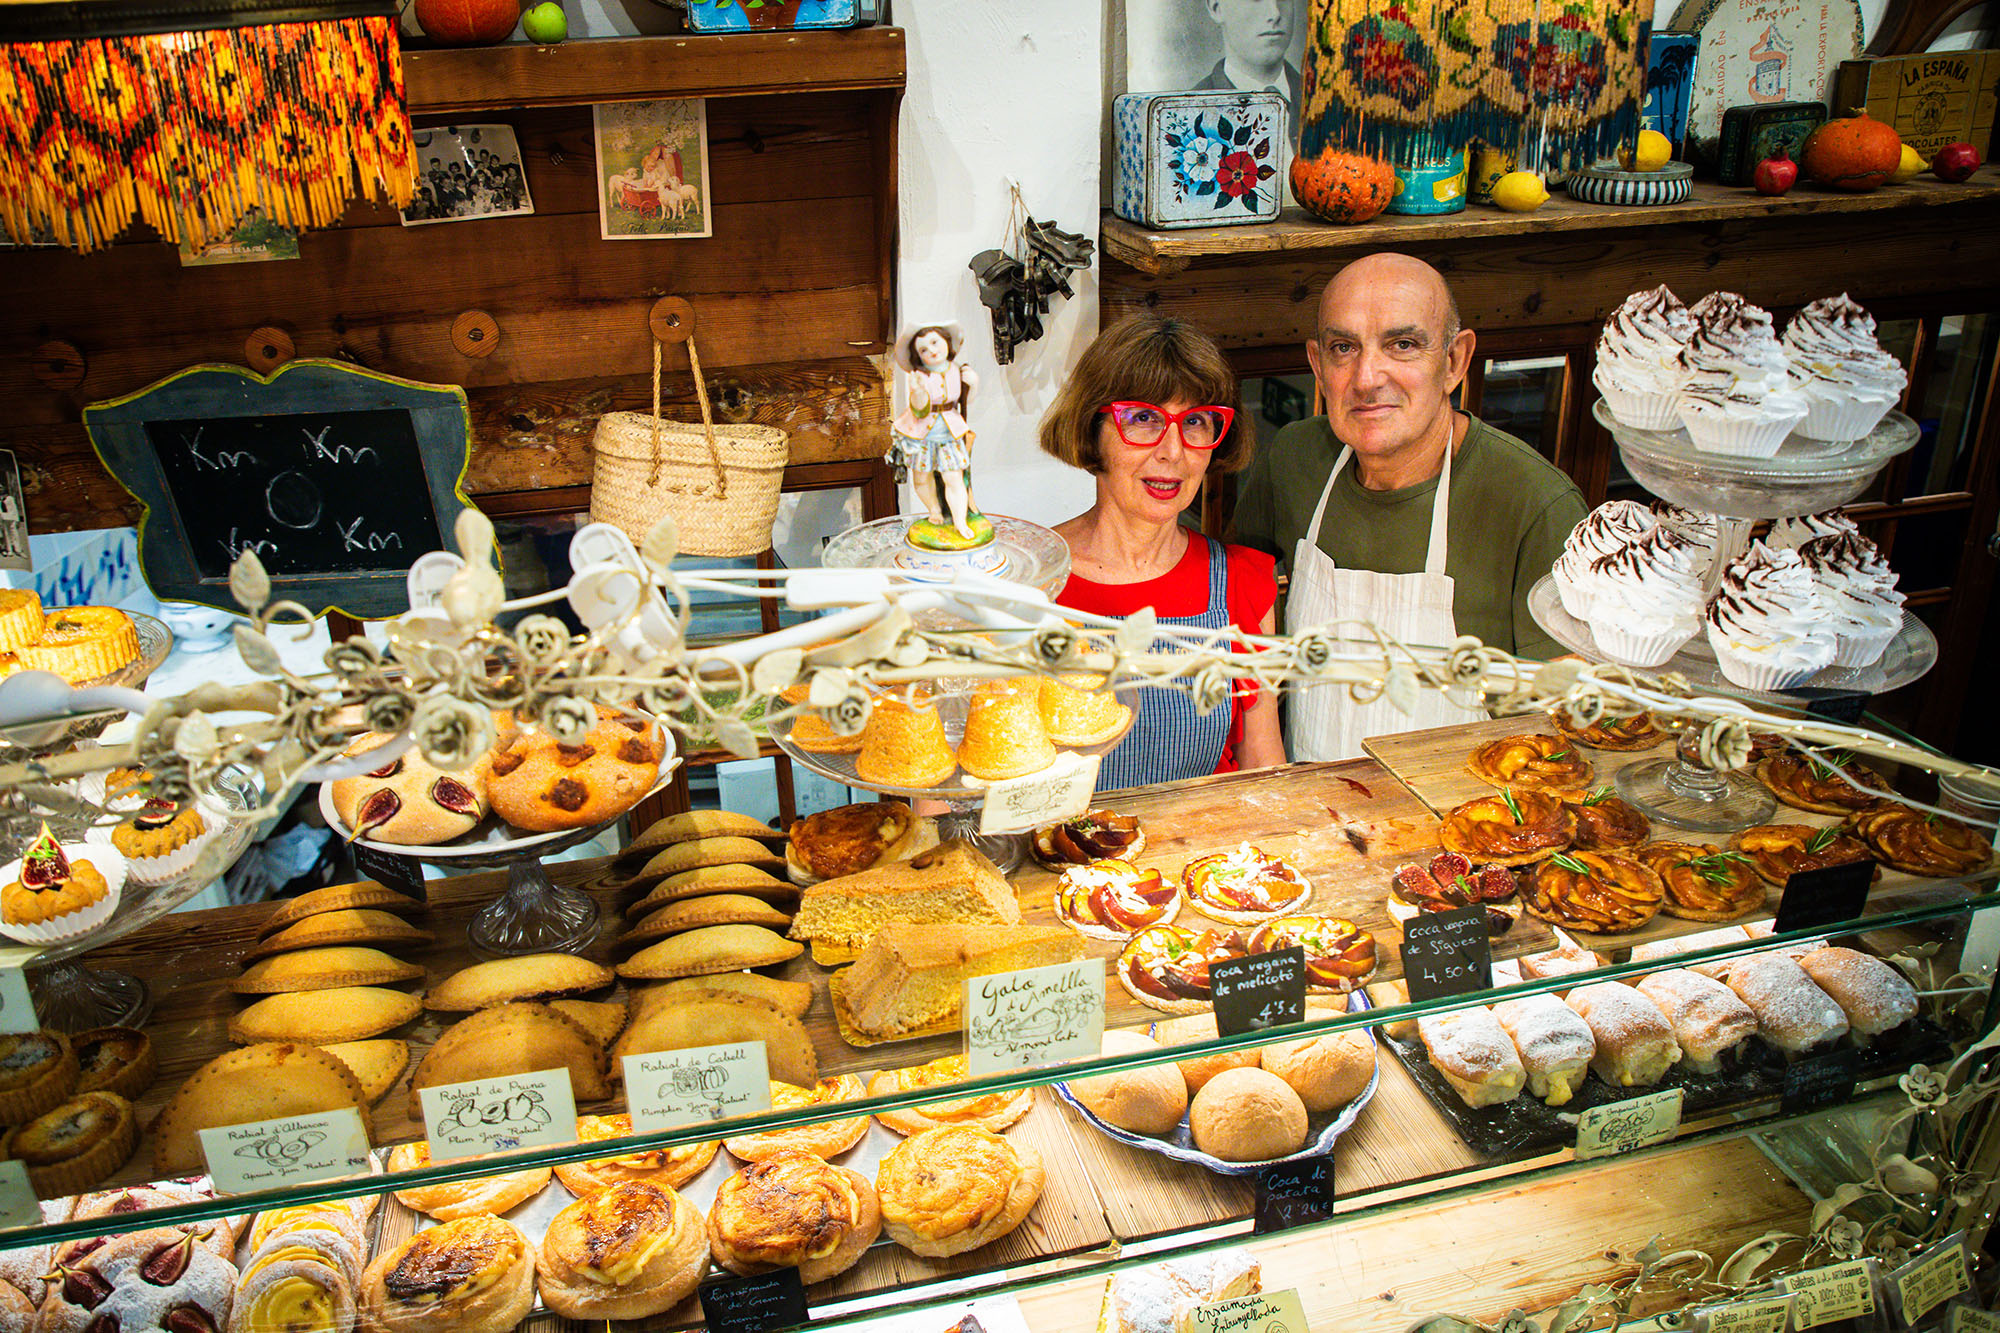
[636,973,813,1021]
[722,1077,871,1162]
[242,908,432,962]
[233,946,426,994]
[1467,734,1594,800]
[1524,851,1664,934]
[1844,800,1992,878]
[1634,840,1765,922]
[260,882,424,936]
[1755,753,1887,814]
[1730,824,1878,887]
[626,837,787,886]
[406,1003,610,1118]
[1564,792,1650,851]
[1553,707,1667,751]
[625,865,799,917]
[153,1043,369,1176]
[538,1181,708,1320]
[387,1140,552,1220]
[709,1150,881,1282]
[549,999,629,1048]
[867,1054,1033,1136]
[618,810,783,868]
[320,1039,409,1104]
[425,953,615,1011]
[615,924,803,980]
[875,1126,1043,1257]
[229,986,421,1045]
[1439,790,1573,867]
[553,1114,718,1197]
[619,894,793,947]
[359,1216,535,1333]
[612,993,818,1088]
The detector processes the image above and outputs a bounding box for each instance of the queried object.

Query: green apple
[521,2,567,43]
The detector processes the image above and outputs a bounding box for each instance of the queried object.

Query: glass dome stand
[1615,729,1775,834]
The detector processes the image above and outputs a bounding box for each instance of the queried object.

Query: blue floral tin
[683,0,875,32]
[1112,91,1285,230]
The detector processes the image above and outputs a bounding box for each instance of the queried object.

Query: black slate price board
[700,1267,808,1333]
[1774,858,1874,933]
[1254,1154,1334,1233]
[1211,946,1306,1037]
[349,844,425,900]
[1783,1047,1860,1115]
[1400,906,1494,1002]
[1800,689,1872,724]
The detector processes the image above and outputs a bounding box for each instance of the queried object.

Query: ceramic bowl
[155,600,239,652]
[1565,160,1693,206]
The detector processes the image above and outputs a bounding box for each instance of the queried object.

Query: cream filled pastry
[1782,295,1907,441]
[1586,527,1707,666]
[1704,541,1835,690]
[1552,500,1656,619]
[1676,292,1809,456]
[1766,510,1859,550]
[1594,285,1695,428]
[1797,531,1905,667]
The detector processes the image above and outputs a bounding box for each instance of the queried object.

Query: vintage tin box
[1716,100,1827,185]
[1833,51,2000,159]
[1112,91,1286,229]
[684,0,876,32]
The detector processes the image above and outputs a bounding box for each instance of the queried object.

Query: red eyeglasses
[1097,402,1236,449]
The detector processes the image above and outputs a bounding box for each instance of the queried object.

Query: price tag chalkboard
[1210,947,1305,1037]
[1400,906,1493,1002]
[699,1267,808,1333]
[83,360,482,618]
[1799,689,1871,724]
[1782,1047,1859,1116]
[1253,1154,1334,1233]
[1774,858,1873,933]
[349,844,425,901]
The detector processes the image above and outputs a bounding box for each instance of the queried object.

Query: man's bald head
[1318,252,1461,344]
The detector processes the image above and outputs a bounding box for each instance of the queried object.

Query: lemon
[1489,171,1550,212]
[1618,129,1674,172]
[1889,143,1927,184]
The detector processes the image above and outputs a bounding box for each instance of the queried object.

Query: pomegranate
[1932,142,1982,183]
[1753,147,1798,196]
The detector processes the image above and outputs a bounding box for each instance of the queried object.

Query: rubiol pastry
[232,946,425,994]
[613,992,819,1088]
[406,1003,611,1118]
[1725,953,1849,1055]
[323,1037,410,1103]
[835,923,1085,1039]
[554,1114,718,1197]
[785,800,940,885]
[243,908,432,961]
[709,1150,881,1283]
[614,923,803,980]
[788,839,1020,963]
[625,865,798,917]
[957,678,1057,780]
[853,691,958,790]
[876,1126,1043,1257]
[260,882,424,936]
[619,894,792,947]
[1490,992,1595,1106]
[722,1076,871,1161]
[1417,1007,1527,1108]
[625,836,787,885]
[229,986,422,1045]
[537,1181,708,1320]
[329,732,491,845]
[359,1215,535,1333]
[1633,969,1758,1074]
[425,953,615,1011]
[1565,983,1682,1087]
[618,809,783,868]
[153,1042,370,1176]
[1796,946,1918,1039]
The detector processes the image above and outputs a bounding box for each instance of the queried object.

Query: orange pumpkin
[1802,111,1903,193]
[1290,149,1395,224]
[415,0,519,44]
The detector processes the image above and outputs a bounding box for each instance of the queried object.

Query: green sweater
[1230,413,1586,659]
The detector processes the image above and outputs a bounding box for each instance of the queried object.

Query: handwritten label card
[966,959,1105,1076]
[1892,1235,1971,1326]
[420,1068,577,1162]
[1774,858,1872,933]
[1211,947,1306,1037]
[1695,1294,1792,1333]
[350,845,426,900]
[1189,1288,1310,1332]
[1400,905,1494,1003]
[623,1042,772,1132]
[0,965,36,1036]
[1782,1260,1876,1330]
[1781,1047,1858,1116]
[1253,1155,1334,1234]
[201,1108,372,1195]
[980,752,1101,834]
[0,1161,39,1229]
[1951,1305,2000,1333]
[1575,1087,1683,1161]
[699,1267,808,1333]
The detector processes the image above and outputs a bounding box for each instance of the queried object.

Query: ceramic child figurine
[889,322,992,549]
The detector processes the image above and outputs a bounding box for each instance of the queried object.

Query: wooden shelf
[1104,171,2000,275]
[404,27,906,114]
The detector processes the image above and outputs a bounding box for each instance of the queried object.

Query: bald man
[1231,254,1585,758]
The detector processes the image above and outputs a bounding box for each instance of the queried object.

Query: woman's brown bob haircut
[1038,313,1252,476]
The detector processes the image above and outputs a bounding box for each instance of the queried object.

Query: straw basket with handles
[590,309,789,558]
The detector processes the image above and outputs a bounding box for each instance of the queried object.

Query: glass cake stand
[821,515,1071,630]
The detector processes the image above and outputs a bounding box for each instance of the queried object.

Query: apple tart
[1439,790,1573,867]
[1181,843,1310,925]
[1523,852,1665,934]
[1564,790,1651,851]
[1054,860,1180,941]
[1632,841,1764,922]
[1844,800,1993,878]
[1554,707,1667,751]
[1117,925,1249,1015]
[1466,734,1594,801]
[1243,915,1378,991]
[1730,824,1877,888]
[1754,753,1887,815]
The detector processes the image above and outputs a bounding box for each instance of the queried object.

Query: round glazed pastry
[1439,790,1573,867]
[38,1229,237,1333]
[1,1090,135,1194]
[709,1149,881,1282]
[1466,735,1594,801]
[1187,1068,1308,1162]
[1062,1030,1187,1135]
[70,1026,156,1100]
[785,800,934,885]
[1244,915,1378,992]
[537,1181,708,1320]
[1180,844,1310,926]
[386,1140,553,1220]
[1633,841,1764,922]
[867,1055,1033,1136]
[487,704,665,832]
[1524,852,1665,934]
[1754,753,1885,815]
[722,1076,870,1161]
[1031,809,1145,868]
[875,1126,1045,1258]
[1054,860,1180,941]
[230,1225,360,1333]
[1260,1029,1375,1113]
[1117,925,1249,1015]
[360,1215,535,1333]
[1844,800,1992,878]
[554,1114,719,1198]
[1564,791,1651,851]
[0,1029,77,1121]
[1731,824,1878,887]
[1553,707,1667,752]
[330,732,492,845]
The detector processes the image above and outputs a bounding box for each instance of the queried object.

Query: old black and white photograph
[0,449,30,571]
[400,124,536,227]
[1125,0,1307,125]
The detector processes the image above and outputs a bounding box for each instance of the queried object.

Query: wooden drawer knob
[31,340,86,391]
[649,296,696,345]
[245,326,294,374]
[453,310,501,358]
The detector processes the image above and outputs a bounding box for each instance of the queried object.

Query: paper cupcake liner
[1679,405,1806,458]
[84,813,225,888]
[1831,621,1900,668]
[1555,573,1595,620]
[1592,622,1696,668]
[1594,372,1683,431]
[0,844,126,946]
[1796,394,1895,443]
[1705,628,1831,692]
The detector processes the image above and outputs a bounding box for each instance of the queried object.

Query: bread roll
[1064,1030,1187,1135]
[1627,926,1754,978]
[1187,1068,1307,1162]
[1259,1030,1374,1113]
[1490,992,1594,1106]
[1633,969,1758,1074]
[1151,1012,1259,1093]
[1726,953,1849,1054]
[1417,1008,1525,1108]
[1363,979,1417,1042]
[1796,947,1918,1039]
[1517,933,1607,987]
[1565,983,1682,1088]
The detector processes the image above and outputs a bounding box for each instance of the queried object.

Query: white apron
[1285,422,1483,760]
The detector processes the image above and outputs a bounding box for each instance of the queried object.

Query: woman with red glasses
[1038,313,1285,789]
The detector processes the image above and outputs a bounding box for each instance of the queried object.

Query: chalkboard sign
[350,844,426,901]
[1774,858,1873,933]
[1253,1153,1334,1233]
[1782,1047,1859,1116]
[83,360,480,618]
[1211,947,1306,1037]
[1400,906,1494,1002]
[699,1267,808,1333]
[1799,689,1871,724]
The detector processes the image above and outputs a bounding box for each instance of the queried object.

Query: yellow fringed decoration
[0,16,413,253]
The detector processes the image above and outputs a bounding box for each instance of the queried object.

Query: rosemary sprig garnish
[1545,749,1571,762]
[1502,789,1523,822]
[1687,851,1752,885]
[1549,852,1592,875]
[1806,827,1839,853]
[1582,786,1615,806]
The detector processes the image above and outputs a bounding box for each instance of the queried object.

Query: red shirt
[1056,537,1278,773]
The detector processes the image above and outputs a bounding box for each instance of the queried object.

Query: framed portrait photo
[594,99,714,241]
